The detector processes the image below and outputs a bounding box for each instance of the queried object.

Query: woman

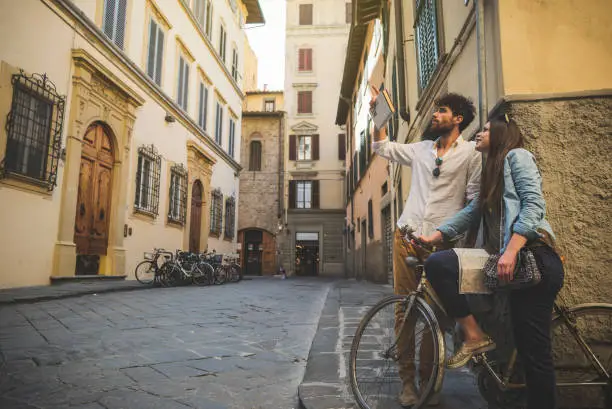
[419,116,564,409]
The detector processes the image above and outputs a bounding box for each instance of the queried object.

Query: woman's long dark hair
[479,117,525,213]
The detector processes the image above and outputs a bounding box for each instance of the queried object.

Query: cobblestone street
[0,278,331,409]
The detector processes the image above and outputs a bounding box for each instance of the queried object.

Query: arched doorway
[189,180,203,252]
[74,122,114,275]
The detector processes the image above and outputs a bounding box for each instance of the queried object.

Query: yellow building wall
[244,36,259,92]
[498,0,612,95]
[244,92,284,112]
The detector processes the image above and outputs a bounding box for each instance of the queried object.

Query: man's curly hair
[434,93,476,132]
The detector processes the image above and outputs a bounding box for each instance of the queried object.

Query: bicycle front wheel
[349,295,444,409]
[135,260,156,284]
[551,303,612,408]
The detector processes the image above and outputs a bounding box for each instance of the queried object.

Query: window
[177,55,190,110]
[193,0,206,29]
[209,188,223,236]
[289,134,318,161]
[224,196,236,238]
[249,141,262,171]
[296,181,312,209]
[414,0,440,91]
[299,4,313,25]
[168,164,187,224]
[146,18,164,86]
[2,72,65,188]
[198,81,208,130]
[346,2,352,24]
[215,102,223,145]
[219,25,227,62]
[103,0,127,49]
[231,47,239,82]
[297,135,312,161]
[338,133,346,160]
[134,145,162,215]
[288,180,320,209]
[298,48,312,72]
[264,99,275,112]
[228,117,236,158]
[359,130,366,179]
[297,90,312,114]
[205,0,213,38]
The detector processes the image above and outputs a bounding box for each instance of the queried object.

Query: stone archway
[52,49,144,278]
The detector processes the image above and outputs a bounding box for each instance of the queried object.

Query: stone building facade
[238,91,285,275]
[283,0,350,277]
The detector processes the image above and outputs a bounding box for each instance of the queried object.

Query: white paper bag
[452,248,493,294]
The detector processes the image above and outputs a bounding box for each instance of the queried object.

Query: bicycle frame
[476,302,611,392]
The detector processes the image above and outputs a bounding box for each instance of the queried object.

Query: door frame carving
[52,49,144,278]
[185,141,215,252]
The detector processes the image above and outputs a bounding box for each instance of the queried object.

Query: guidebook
[369,88,395,130]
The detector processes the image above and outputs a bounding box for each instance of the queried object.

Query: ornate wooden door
[189,180,203,253]
[74,123,114,256]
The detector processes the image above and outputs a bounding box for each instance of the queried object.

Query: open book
[369,88,395,130]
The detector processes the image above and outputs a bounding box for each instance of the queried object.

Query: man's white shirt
[373,136,482,236]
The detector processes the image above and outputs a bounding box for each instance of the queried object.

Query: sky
[245,0,286,91]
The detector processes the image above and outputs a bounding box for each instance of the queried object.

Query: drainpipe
[476,0,488,128]
[395,0,410,123]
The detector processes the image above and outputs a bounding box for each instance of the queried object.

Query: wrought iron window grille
[414,0,440,91]
[1,70,66,190]
[134,144,161,215]
[209,188,223,236]
[224,196,235,238]
[168,163,188,224]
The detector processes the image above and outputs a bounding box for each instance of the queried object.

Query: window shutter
[305,91,312,113]
[116,0,127,48]
[289,134,297,161]
[312,180,320,209]
[177,59,184,107]
[183,65,190,109]
[103,0,117,40]
[289,180,296,209]
[312,134,319,161]
[338,134,346,160]
[299,4,313,25]
[305,49,312,70]
[155,29,164,85]
[147,20,157,79]
[298,49,304,71]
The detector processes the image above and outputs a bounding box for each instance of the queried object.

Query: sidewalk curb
[0,283,155,305]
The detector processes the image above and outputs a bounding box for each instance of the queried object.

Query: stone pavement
[0,277,331,409]
[0,280,149,305]
[298,280,487,409]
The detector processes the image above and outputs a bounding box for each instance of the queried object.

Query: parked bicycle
[134,248,173,285]
[349,226,612,409]
[158,250,212,287]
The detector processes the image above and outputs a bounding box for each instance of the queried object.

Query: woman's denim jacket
[437,148,555,253]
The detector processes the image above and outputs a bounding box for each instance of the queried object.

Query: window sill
[133,207,157,220]
[223,236,234,242]
[209,231,221,239]
[0,172,53,196]
[167,218,185,229]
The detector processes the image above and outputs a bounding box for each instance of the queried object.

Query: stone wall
[504,94,612,305]
[239,115,283,235]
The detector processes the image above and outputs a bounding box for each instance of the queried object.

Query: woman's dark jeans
[425,246,564,409]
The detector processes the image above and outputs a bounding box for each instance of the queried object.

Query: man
[371,89,481,408]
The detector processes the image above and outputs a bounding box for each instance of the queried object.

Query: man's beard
[430,121,453,134]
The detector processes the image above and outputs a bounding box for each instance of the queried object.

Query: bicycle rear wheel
[349,295,444,409]
[551,303,612,408]
[135,260,156,284]
[193,262,214,286]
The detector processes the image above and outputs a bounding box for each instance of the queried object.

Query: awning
[243,0,265,24]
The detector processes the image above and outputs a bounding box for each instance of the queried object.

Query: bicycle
[349,226,612,409]
[159,250,211,287]
[134,248,173,285]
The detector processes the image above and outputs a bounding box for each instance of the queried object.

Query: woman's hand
[497,249,518,283]
[417,231,444,246]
